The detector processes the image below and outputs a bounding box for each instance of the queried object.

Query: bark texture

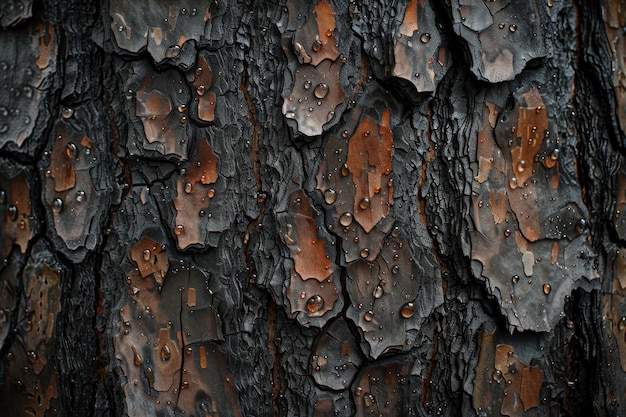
[0,0,625,416]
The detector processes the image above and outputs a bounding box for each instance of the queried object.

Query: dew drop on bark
[312,40,322,52]
[339,212,353,226]
[543,283,551,295]
[7,205,18,221]
[400,302,416,318]
[314,83,329,99]
[364,310,374,322]
[306,295,324,313]
[61,107,74,119]
[324,189,337,204]
[420,33,431,43]
[373,285,383,299]
[304,80,312,90]
[165,45,181,59]
[66,142,77,159]
[174,225,184,235]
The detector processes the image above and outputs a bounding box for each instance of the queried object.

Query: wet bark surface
[0,0,625,416]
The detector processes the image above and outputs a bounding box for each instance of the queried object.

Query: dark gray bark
[0,0,625,416]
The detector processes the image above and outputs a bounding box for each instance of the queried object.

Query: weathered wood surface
[0,0,625,416]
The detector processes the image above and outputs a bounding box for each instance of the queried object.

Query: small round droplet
[324,189,337,204]
[359,198,370,210]
[373,285,384,299]
[355,387,363,396]
[391,265,399,274]
[512,275,519,284]
[314,83,329,99]
[400,302,416,318]
[509,177,518,189]
[303,80,312,90]
[61,107,74,119]
[161,345,171,361]
[504,229,511,237]
[509,24,517,32]
[543,283,551,295]
[492,369,503,383]
[66,142,77,159]
[341,130,349,138]
[339,212,353,227]
[360,248,369,258]
[341,164,349,177]
[285,110,296,119]
[618,317,626,331]
[498,22,505,29]
[517,160,526,173]
[306,295,324,314]
[7,205,18,221]
[174,225,184,235]
[143,249,151,261]
[311,40,322,52]
[207,189,215,199]
[550,148,560,160]
[165,45,181,59]
[76,190,86,202]
[420,33,431,43]
[184,182,193,194]
[134,351,142,366]
[364,310,374,322]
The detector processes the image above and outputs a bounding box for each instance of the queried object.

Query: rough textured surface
[0,1,624,417]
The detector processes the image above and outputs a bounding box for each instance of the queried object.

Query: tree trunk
[0,0,625,416]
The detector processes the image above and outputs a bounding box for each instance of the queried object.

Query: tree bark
[0,0,625,416]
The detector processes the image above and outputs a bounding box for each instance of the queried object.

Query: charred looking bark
[1,1,626,417]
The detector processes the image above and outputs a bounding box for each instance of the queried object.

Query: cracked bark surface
[0,1,625,417]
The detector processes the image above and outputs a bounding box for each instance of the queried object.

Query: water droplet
[543,283,551,295]
[184,182,193,194]
[165,45,181,59]
[312,40,322,52]
[498,22,505,29]
[66,142,77,159]
[360,248,369,258]
[314,83,329,99]
[420,33,431,43]
[61,107,74,119]
[17,220,25,230]
[341,130,348,138]
[76,190,86,202]
[400,302,416,318]
[359,198,370,210]
[143,249,151,261]
[118,25,124,32]
[517,160,526,172]
[512,275,519,284]
[306,295,324,313]
[509,24,517,32]
[133,348,142,366]
[285,110,295,119]
[324,189,337,204]
[326,29,333,37]
[207,189,215,199]
[161,345,171,361]
[618,317,626,331]
[327,111,335,122]
[373,285,383,299]
[364,310,373,322]
[364,393,375,407]
[550,148,560,160]
[509,177,518,189]
[504,229,511,237]
[304,80,312,90]
[391,265,399,274]
[174,225,184,235]
[52,198,63,213]
[7,205,18,221]
[339,212,353,226]
[492,369,503,383]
